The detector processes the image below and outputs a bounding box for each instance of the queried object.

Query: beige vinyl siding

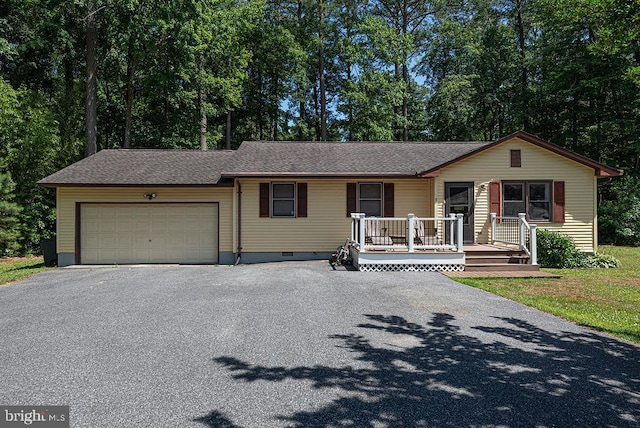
[240,178,433,252]
[435,137,597,251]
[57,187,233,254]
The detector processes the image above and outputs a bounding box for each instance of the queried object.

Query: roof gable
[419,131,623,178]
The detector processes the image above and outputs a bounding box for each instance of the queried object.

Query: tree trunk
[85,2,98,157]
[318,0,327,141]
[402,63,409,141]
[226,110,232,150]
[124,39,136,149]
[515,0,529,132]
[198,54,207,151]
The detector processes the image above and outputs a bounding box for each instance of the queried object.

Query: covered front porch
[348,213,538,272]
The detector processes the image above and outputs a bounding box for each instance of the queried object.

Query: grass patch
[453,246,640,344]
[0,257,53,286]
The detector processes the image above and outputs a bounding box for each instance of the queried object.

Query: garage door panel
[183,233,202,247]
[83,218,100,233]
[133,219,150,233]
[116,219,134,233]
[117,235,133,248]
[81,203,217,264]
[98,234,118,248]
[151,219,169,233]
[99,220,118,234]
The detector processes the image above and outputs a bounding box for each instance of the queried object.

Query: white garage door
[81,203,218,264]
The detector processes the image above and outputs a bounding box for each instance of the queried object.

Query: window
[502,181,550,221]
[503,183,525,217]
[272,183,295,217]
[359,183,382,216]
[346,182,393,217]
[528,183,550,221]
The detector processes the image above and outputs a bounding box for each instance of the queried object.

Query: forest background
[0,0,638,255]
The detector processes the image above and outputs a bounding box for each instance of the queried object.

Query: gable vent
[510,149,521,167]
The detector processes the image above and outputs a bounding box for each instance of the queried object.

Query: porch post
[407,213,415,253]
[518,213,526,251]
[350,213,357,243]
[490,213,497,245]
[456,213,464,253]
[530,225,538,265]
[358,213,366,252]
[449,214,456,247]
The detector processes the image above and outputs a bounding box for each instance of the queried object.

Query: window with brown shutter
[261,182,307,218]
[499,180,554,221]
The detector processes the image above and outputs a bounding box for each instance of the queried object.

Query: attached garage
[79,203,218,264]
[38,149,236,266]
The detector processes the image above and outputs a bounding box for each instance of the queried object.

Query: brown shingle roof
[221,141,491,177]
[38,131,622,186]
[38,149,236,186]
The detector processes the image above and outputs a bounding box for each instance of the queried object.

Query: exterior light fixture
[143,193,157,200]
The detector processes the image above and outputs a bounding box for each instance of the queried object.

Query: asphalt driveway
[0,262,638,427]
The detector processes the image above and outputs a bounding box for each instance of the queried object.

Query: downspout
[235,179,242,265]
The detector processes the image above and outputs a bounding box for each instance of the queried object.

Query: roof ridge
[98,148,236,152]
[241,140,489,145]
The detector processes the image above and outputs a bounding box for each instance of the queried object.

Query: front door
[445,182,474,244]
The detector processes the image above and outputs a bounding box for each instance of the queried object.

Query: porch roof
[222,140,491,177]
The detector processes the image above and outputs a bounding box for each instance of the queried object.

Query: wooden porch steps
[464,245,539,272]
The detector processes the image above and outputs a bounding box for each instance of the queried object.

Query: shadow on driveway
[199,313,639,427]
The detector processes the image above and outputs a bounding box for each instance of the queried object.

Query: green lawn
[453,246,640,344]
[0,257,53,286]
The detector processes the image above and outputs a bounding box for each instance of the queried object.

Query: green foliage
[536,228,586,268]
[536,228,620,269]
[583,252,621,269]
[0,0,638,254]
[0,172,22,256]
[599,176,640,246]
[0,257,52,285]
[0,78,58,255]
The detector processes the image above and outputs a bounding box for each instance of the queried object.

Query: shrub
[583,252,621,269]
[536,229,620,269]
[536,229,586,268]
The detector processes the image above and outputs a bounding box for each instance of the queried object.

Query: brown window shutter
[259,182,270,217]
[297,183,307,217]
[346,183,356,217]
[553,181,565,223]
[510,149,521,167]
[383,183,394,217]
[489,181,501,217]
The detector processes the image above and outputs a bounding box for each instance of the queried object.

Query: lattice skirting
[357,264,464,272]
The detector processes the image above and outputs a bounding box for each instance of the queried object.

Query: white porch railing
[350,213,464,253]
[490,213,538,265]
